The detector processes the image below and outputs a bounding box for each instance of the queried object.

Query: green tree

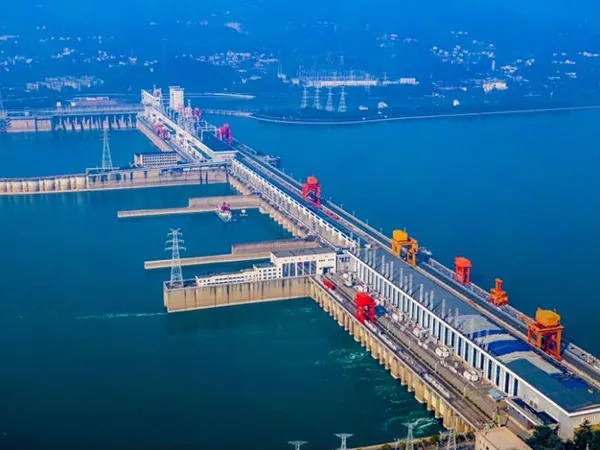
[526,425,564,450]
[379,445,393,450]
[592,430,600,450]
[574,421,595,450]
[429,434,440,446]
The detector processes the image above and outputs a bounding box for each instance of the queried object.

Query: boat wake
[77,312,167,320]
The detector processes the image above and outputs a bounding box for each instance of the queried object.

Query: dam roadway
[231,141,600,390]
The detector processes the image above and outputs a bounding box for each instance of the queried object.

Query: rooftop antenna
[313,85,321,110]
[338,86,347,112]
[300,86,309,109]
[335,433,353,450]
[165,228,186,288]
[288,441,307,450]
[101,127,114,171]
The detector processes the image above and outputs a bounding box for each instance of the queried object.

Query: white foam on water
[77,312,167,320]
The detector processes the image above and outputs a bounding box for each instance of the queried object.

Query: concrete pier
[163,277,312,312]
[117,195,260,218]
[118,191,310,238]
[145,238,321,270]
[0,167,227,196]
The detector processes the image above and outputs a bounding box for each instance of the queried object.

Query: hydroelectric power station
[2,86,599,442]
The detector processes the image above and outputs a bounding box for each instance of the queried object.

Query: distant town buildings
[25,76,104,92]
[482,80,508,93]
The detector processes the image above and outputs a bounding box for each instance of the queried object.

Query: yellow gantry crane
[391,229,419,266]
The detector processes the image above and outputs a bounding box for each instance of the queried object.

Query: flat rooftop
[372,245,600,414]
[477,427,531,450]
[272,247,334,259]
[135,151,177,156]
[201,132,234,152]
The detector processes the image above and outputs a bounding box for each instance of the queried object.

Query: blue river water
[208,109,600,355]
[0,108,598,449]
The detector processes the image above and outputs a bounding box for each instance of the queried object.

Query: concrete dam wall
[163,277,312,312]
[0,168,228,196]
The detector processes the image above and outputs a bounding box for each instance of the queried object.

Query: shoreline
[243,104,600,126]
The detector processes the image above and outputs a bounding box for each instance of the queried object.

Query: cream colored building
[476,428,532,450]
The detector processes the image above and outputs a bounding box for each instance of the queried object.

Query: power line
[288,441,307,450]
[101,127,114,171]
[325,87,334,112]
[165,228,186,288]
[335,433,353,450]
[300,86,309,109]
[313,86,321,110]
[338,87,347,113]
[406,422,415,450]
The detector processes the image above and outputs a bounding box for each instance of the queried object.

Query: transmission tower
[335,433,353,450]
[288,441,307,450]
[300,86,309,109]
[325,87,334,112]
[165,228,186,288]
[338,87,347,113]
[313,86,321,110]
[406,423,415,450]
[445,429,457,450]
[101,127,114,171]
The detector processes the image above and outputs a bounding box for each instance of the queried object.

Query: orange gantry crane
[489,278,509,306]
[391,229,418,266]
[454,256,472,284]
[527,308,564,361]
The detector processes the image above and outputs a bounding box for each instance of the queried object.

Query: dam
[2,85,599,442]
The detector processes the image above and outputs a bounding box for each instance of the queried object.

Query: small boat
[419,247,433,257]
[216,202,233,222]
[239,209,248,217]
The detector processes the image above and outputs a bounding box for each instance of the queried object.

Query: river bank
[246,104,600,126]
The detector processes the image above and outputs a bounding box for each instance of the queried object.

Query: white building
[169,86,184,110]
[271,247,337,277]
[194,248,337,287]
[134,151,179,168]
